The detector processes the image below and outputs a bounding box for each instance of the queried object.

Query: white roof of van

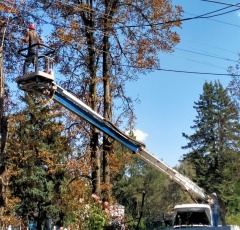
[174,204,211,209]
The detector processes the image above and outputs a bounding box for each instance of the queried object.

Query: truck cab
[172,204,213,228]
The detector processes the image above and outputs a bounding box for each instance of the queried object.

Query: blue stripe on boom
[54,91,139,152]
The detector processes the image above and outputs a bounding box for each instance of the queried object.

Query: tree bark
[83,0,101,195]
[0,45,8,229]
[102,0,113,201]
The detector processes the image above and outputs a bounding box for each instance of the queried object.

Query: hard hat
[29,23,35,30]
[212,192,217,197]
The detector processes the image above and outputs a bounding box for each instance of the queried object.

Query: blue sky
[127,0,240,167]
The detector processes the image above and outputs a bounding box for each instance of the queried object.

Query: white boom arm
[137,148,206,200]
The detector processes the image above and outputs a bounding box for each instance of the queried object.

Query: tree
[36,0,182,199]
[112,155,192,229]
[7,94,72,229]
[227,55,240,109]
[223,58,240,225]
[0,3,25,228]
[182,80,240,225]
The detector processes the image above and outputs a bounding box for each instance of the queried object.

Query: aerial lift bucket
[16,43,55,94]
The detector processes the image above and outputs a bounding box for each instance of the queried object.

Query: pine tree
[182,80,240,225]
[7,94,71,229]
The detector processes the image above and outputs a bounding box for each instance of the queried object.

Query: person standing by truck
[208,193,218,227]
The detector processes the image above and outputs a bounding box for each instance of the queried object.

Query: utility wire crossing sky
[128,0,240,167]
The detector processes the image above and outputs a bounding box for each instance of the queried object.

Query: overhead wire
[3,1,238,59]
[175,47,238,63]
[56,35,230,70]
[18,0,240,31]
[180,37,238,55]
[165,52,228,70]
[53,49,233,75]
[177,42,237,57]
[1,24,237,76]
[2,0,240,34]
[201,0,240,7]
[4,16,239,64]
[1,1,240,76]
[115,63,237,76]
[115,2,240,28]
[184,11,240,28]
[44,0,240,28]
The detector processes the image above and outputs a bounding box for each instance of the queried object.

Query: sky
[126,0,240,167]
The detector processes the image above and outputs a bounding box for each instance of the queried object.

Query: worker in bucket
[22,23,42,74]
[208,192,218,227]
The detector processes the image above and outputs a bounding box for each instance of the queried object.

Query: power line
[184,11,240,28]
[175,47,237,63]
[1,2,239,76]
[116,3,240,29]
[179,43,237,58]
[118,63,236,76]
[5,17,235,65]
[3,0,240,35]
[201,0,240,7]
[180,37,237,55]
[45,0,234,29]
[3,19,235,75]
[165,53,228,70]
[13,0,240,32]
[4,12,237,63]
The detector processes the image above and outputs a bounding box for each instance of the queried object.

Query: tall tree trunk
[89,63,100,195]
[84,0,101,195]
[0,43,8,229]
[102,1,112,201]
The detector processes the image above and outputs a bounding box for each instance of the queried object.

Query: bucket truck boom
[16,46,220,229]
[16,71,207,202]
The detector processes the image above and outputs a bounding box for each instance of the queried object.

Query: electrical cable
[0,0,239,46]
[1,2,239,77]
[201,0,240,7]
[178,43,237,58]
[184,11,240,28]
[117,64,236,76]
[175,47,238,63]
[180,37,237,55]
[7,0,240,32]
[1,14,239,62]
[56,0,240,31]
[3,17,237,70]
[115,3,240,29]
[53,47,235,75]
[157,53,227,70]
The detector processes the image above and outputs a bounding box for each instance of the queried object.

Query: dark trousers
[213,213,218,227]
[23,51,38,74]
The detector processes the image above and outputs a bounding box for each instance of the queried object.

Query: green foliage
[182,80,240,224]
[7,95,71,228]
[86,203,109,230]
[113,156,191,229]
[226,213,240,226]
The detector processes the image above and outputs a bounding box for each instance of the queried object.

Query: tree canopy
[182,80,240,225]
